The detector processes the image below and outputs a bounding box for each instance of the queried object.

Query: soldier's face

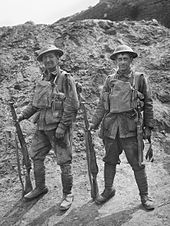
[116,53,132,71]
[42,52,59,70]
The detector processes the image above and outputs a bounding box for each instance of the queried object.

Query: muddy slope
[0,19,170,225]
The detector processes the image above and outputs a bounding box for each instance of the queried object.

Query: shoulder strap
[107,73,117,91]
[132,72,143,90]
[53,70,69,93]
[108,72,117,80]
[62,70,73,93]
[61,70,80,109]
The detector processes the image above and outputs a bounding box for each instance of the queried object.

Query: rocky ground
[69,0,170,29]
[0,18,170,225]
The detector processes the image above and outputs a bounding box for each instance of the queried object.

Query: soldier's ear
[130,55,134,62]
[54,54,60,60]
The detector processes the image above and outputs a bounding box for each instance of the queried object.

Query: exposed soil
[0,132,170,226]
[0,17,170,225]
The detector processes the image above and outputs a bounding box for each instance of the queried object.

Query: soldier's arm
[139,74,154,129]
[19,104,38,121]
[57,74,79,131]
[91,77,110,129]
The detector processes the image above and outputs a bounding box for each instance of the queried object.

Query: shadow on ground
[53,201,140,226]
[1,197,140,226]
[0,193,52,226]
[25,203,65,226]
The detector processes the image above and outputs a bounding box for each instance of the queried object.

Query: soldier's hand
[17,114,25,122]
[76,82,82,94]
[89,123,96,131]
[55,127,65,139]
[143,127,152,140]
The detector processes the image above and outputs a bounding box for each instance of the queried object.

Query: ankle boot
[59,163,73,210]
[134,168,154,210]
[141,195,154,210]
[95,163,116,205]
[24,160,48,200]
[60,194,74,211]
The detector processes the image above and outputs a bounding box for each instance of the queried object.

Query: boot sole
[24,187,48,201]
[59,203,72,211]
[59,196,74,211]
[95,189,116,205]
[142,203,155,211]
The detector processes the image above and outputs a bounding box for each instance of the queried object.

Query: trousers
[29,128,73,194]
[103,133,144,171]
[103,133,149,197]
[29,128,72,165]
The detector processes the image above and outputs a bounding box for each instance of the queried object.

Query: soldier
[18,44,79,211]
[90,45,155,210]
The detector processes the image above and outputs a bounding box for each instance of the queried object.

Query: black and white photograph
[0,0,170,225]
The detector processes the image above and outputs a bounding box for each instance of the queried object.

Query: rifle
[145,136,154,162]
[80,98,99,200]
[8,92,32,197]
[136,103,144,166]
[14,133,25,195]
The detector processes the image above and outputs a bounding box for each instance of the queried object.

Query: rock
[0,17,170,226]
[69,0,170,29]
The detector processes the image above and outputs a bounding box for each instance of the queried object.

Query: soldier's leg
[59,162,74,210]
[49,128,73,210]
[122,136,154,210]
[95,136,121,204]
[24,130,51,200]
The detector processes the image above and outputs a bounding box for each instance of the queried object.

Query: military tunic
[92,70,154,139]
[21,68,79,165]
[92,70,154,168]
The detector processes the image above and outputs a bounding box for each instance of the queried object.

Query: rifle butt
[23,172,33,195]
[137,141,143,166]
[90,174,99,200]
[91,177,99,200]
[137,123,144,166]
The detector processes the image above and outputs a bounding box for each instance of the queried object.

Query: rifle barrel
[8,100,32,195]
[81,100,99,199]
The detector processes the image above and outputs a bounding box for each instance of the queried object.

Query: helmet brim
[37,49,63,62]
[110,51,138,60]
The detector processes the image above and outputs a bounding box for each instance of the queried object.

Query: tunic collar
[116,69,133,81]
[43,67,60,83]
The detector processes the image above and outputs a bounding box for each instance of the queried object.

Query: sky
[0,0,99,27]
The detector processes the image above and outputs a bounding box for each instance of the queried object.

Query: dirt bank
[0,18,170,225]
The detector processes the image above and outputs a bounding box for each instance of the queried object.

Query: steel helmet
[110,45,138,60]
[37,44,64,62]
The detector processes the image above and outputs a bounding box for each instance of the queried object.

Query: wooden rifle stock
[145,136,154,162]
[81,100,99,200]
[136,106,144,166]
[8,101,33,196]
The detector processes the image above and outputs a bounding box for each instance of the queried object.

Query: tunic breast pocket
[52,100,63,118]
[52,100,63,110]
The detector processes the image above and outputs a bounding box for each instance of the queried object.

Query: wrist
[57,123,67,131]
[18,113,25,122]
